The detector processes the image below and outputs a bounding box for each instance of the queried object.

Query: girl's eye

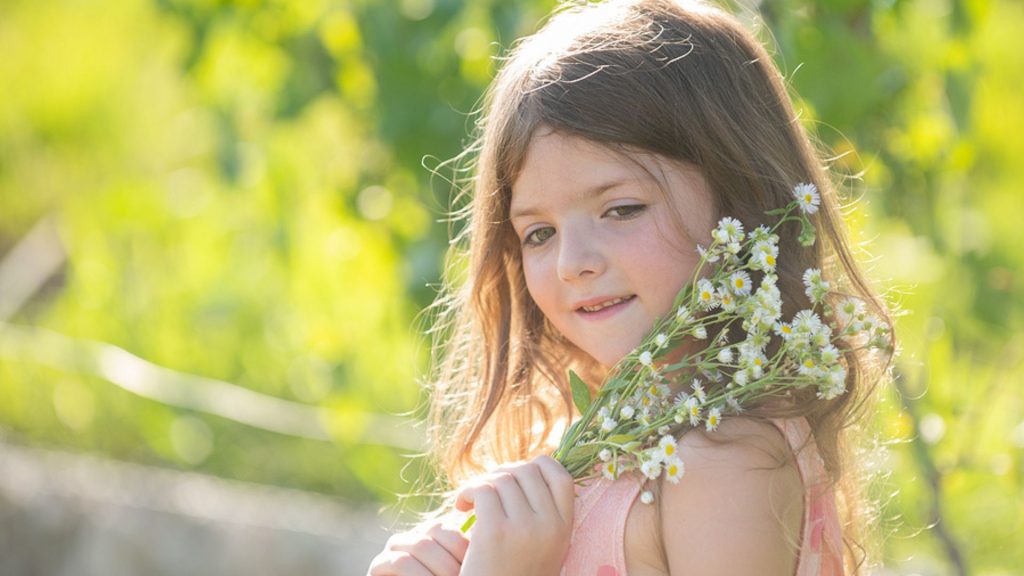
[606,204,646,218]
[524,226,555,247]
[521,205,645,248]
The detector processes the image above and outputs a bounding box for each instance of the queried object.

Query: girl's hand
[454,455,575,576]
[367,521,469,576]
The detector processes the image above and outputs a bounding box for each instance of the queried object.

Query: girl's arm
[659,418,804,576]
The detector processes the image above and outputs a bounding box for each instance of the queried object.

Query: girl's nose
[556,230,606,282]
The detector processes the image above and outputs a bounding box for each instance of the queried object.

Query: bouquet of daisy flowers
[546,183,892,503]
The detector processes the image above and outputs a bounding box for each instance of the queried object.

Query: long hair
[422,0,893,571]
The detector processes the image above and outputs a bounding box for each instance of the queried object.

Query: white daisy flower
[601,416,617,432]
[673,391,690,408]
[803,267,823,287]
[733,369,749,387]
[697,279,718,310]
[793,309,824,334]
[774,321,795,340]
[599,448,612,462]
[693,325,708,340]
[818,366,847,400]
[640,490,654,504]
[798,357,818,377]
[753,250,777,271]
[803,267,830,304]
[860,313,880,334]
[750,225,776,244]
[829,364,847,386]
[640,458,662,480]
[717,346,734,365]
[658,435,679,460]
[752,242,778,272]
[664,457,685,484]
[639,350,654,367]
[620,405,636,420]
[811,328,832,348]
[654,333,669,348]
[726,395,742,413]
[697,244,721,263]
[603,460,619,480]
[686,397,702,426]
[730,271,753,296]
[836,298,865,326]
[750,363,763,379]
[706,407,722,431]
[718,288,736,312]
[713,217,745,244]
[793,183,820,214]
[749,330,771,350]
[691,379,707,402]
[676,305,692,323]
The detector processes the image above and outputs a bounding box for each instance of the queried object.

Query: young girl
[369,0,892,574]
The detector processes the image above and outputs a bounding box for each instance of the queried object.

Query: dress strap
[770,417,845,576]
[560,475,641,576]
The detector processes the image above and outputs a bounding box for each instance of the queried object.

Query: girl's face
[510,130,715,368]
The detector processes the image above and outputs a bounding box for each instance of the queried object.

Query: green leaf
[570,369,591,415]
[564,443,602,463]
[799,218,817,246]
[602,377,631,391]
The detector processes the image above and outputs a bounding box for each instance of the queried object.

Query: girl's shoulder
[676,415,801,471]
[625,416,805,576]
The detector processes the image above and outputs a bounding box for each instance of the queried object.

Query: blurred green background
[0,0,1020,573]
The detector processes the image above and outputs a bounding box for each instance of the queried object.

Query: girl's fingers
[367,549,432,576]
[455,482,506,523]
[488,471,535,521]
[395,539,461,576]
[372,527,464,576]
[425,523,469,563]
[490,461,556,518]
[531,455,576,524]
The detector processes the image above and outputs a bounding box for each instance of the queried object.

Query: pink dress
[560,418,844,576]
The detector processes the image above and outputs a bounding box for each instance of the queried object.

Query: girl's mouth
[576,295,636,319]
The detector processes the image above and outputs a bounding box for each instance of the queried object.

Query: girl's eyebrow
[510,178,630,221]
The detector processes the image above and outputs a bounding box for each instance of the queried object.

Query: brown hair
[421,0,893,571]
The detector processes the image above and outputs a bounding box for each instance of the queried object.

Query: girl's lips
[575,295,636,320]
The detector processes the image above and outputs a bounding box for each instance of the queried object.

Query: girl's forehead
[510,130,702,204]
[512,132,652,194]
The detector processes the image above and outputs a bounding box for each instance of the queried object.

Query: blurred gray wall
[0,442,393,576]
